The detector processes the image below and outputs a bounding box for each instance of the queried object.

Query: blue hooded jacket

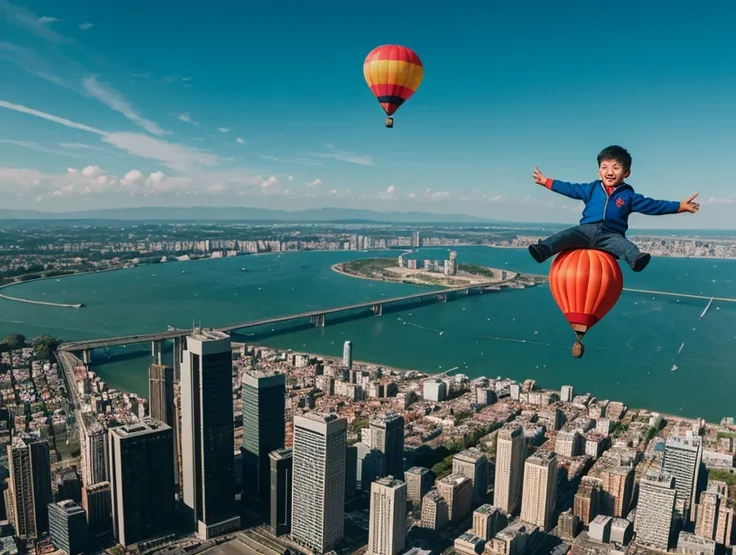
[545,179,680,235]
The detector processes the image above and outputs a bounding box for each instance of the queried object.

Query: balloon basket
[572,341,585,358]
[385,117,394,128]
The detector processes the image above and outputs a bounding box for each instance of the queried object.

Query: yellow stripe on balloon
[363,60,424,91]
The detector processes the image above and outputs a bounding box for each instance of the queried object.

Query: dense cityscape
[0,223,735,284]
[0,324,733,555]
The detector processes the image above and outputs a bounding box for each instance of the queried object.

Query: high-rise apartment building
[108,419,175,549]
[696,487,721,540]
[560,385,574,402]
[242,371,286,517]
[48,500,88,555]
[148,364,175,425]
[555,431,584,458]
[368,477,407,555]
[342,341,353,369]
[421,490,448,531]
[453,448,489,505]
[436,474,473,523]
[473,504,508,541]
[369,413,404,478]
[404,467,432,503]
[635,470,677,550]
[180,330,241,539]
[574,476,603,525]
[80,418,109,487]
[520,452,558,531]
[494,425,526,514]
[269,448,292,536]
[598,464,634,518]
[291,413,347,553]
[7,436,52,540]
[663,434,703,522]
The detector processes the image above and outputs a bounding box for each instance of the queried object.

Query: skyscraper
[80,418,109,487]
[242,371,286,517]
[180,330,241,539]
[453,448,489,505]
[148,364,175,425]
[520,452,558,531]
[663,434,703,521]
[48,500,88,555]
[291,413,347,553]
[494,425,525,514]
[7,436,53,540]
[696,487,721,540]
[369,413,404,478]
[368,477,407,555]
[81,482,112,536]
[108,419,175,548]
[634,470,677,550]
[343,341,353,370]
[269,448,293,536]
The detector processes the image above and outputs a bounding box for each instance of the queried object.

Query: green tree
[1,333,26,351]
[32,335,60,359]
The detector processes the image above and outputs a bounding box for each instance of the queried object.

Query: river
[0,246,733,422]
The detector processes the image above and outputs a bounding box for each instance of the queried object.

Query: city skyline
[1,0,735,227]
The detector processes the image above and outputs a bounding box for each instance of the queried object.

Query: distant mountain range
[0,206,504,224]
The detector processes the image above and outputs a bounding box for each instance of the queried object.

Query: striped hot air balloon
[363,45,424,128]
[549,249,624,358]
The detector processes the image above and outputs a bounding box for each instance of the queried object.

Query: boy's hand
[679,193,700,214]
[533,166,548,186]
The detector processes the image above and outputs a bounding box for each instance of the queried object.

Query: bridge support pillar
[309,313,326,327]
[371,304,383,316]
[437,293,447,303]
[81,349,92,365]
[151,340,164,365]
[465,288,469,295]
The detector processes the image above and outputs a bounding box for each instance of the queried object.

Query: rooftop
[269,448,292,460]
[455,447,486,463]
[190,328,230,342]
[527,451,557,467]
[109,417,171,438]
[375,476,406,489]
[642,469,675,487]
[406,466,430,476]
[474,504,501,516]
[438,473,470,487]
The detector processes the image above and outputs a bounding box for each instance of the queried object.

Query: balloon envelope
[363,45,424,116]
[549,249,623,333]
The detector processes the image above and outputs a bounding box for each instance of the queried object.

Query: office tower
[473,504,508,540]
[55,469,82,504]
[663,434,703,521]
[560,385,574,402]
[404,467,432,503]
[269,448,292,536]
[291,413,347,553]
[180,330,240,539]
[421,490,448,531]
[368,477,407,555]
[574,476,603,525]
[494,425,526,514]
[412,230,420,248]
[437,474,473,523]
[635,470,677,550]
[345,445,357,502]
[242,371,286,517]
[80,418,109,487]
[342,341,353,370]
[453,448,489,505]
[81,482,111,536]
[422,379,446,402]
[108,419,175,548]
[148,364,175,424]
[7,436,53,539]
[362,449,386,491]
[555,431,583,458]
[520,452,558,531]
[48,500,88,555]
[370,413,404,478]
[598,465,634,517]
[696,488,721,540]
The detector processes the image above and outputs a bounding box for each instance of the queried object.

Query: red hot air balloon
[549,249,624,358]
[363,45,424,128]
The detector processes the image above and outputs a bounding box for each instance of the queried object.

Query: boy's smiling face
[598,157,631,188]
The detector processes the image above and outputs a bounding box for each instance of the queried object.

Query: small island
[333,251,521,288]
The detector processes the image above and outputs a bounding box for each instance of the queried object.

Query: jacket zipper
[601,182,624,222]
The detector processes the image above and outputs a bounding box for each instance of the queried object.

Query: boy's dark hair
[597,145,631,172]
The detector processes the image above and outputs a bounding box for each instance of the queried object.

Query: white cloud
[0,99,104,134]
[102,132,220,172]
[407,192,416,199]
[260,176,279,189]
[306,144,374,166]
[0,139,85,158]
[81,165,101,178]
[377,185,398,200]
[218,128,230,133]
[424,188,450,200]
[306,178,322,188]
[707,196,735,205]
[38,16,60,24]
[287,175,294,182]
[236,137,246,144]
[67,168,78,175]
[0,1,71,42]
[78,23,94,30]
[58,142,121,156]
[82,77,167,136]
[176,112,199,126]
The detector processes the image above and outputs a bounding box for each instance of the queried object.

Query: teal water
[0,247,734,423]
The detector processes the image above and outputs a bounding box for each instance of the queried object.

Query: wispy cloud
[58,142,123,157]
[0,100,104,134]
[0,0,71,42]
[82,77,167,136]
[0,139,85,158]
[176,112,200,126]
[236,137,246,145]
[306,144,374,166]
[38,16,60,24]
[218,127,230,133]
[305,178,323,187]
[78,23,94,30]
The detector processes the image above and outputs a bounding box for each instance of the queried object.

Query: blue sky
[1,0,735,228]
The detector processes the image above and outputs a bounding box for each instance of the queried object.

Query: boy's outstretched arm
[533,166,591,201]
[632,192,700,215]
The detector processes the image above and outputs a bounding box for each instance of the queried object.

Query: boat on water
[241,268,249,272]
[73,303,84,308]
[671,364,678,372]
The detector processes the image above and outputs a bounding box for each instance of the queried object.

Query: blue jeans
[534,223,642,267]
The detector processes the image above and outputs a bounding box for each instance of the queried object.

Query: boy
[528,145,699,272]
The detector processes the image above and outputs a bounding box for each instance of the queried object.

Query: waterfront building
[343,341,353,370]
